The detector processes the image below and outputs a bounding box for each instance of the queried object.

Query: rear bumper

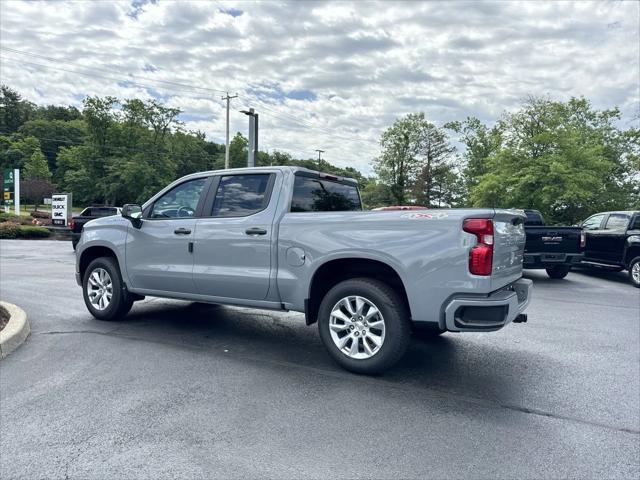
[444,278,533,332]
[524,252,583,268]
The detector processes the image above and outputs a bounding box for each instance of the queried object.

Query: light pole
[240,108,259,167]
[221,92,238,169]
[315,149,325,171]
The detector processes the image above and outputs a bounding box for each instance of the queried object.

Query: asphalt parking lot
[1,239,639,479]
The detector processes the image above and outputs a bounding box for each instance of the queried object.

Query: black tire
[72,240,78,251]
[628,256,640,288]
[317,278,411,375]
[546,265,571,279]
[82,256,133,321]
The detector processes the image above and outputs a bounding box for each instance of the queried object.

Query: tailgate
[525,227,582,254]
[491,210,526,290]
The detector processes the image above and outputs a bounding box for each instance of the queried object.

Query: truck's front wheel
[318,278,411,375]
[82,257,133,321]
[629,256,640,288]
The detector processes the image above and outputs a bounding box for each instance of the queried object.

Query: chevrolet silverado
[75,167,532,374]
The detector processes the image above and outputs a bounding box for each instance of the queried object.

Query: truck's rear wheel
[629,257,640,288]
[82,257,133,321]
[317,278,410,375]
[546,265,571,279]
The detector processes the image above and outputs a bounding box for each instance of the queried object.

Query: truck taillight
[580,231,586,248]
[463,218,494,276]
[69,219,75,229]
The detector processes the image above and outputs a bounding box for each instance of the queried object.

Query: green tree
[470,97,637,223]
[360,180,394,208]
[18,119,86,180]
[375,113,458,206]
[412,121,456,207]
[446,117,502,203]
[24,150,52,181]
[229,132,248,168]
[0,135,41,171]
[0,85,36,134]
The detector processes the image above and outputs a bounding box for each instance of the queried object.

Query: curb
[0,301,30,359]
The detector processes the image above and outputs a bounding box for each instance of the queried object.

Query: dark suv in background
[580,210,640,287]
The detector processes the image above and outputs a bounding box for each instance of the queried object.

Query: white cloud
[0,0,638,176]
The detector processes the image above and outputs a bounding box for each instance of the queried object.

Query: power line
[1,48,381,148]
[0,47,228,95]
[236,93,378,145]
[0,56,225,107]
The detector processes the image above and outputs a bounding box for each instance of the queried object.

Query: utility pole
[315,149,325,171]
[222,92,238,169]
[241,108,259,168]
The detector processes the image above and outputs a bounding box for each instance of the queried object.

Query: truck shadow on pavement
[524,268,631,287]
[113,299,554,410]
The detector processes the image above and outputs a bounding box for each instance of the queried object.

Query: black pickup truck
[70,206,121,250]
[523,209,585,279]
[580,210,640,287]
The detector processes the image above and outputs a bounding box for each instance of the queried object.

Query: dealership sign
[2,168,20,215]
[52,193,72,226]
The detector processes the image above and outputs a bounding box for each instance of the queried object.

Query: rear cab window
[290,175,361,212]
[604,213,630,230]
[524,210,544,226]
[95,207,118,217]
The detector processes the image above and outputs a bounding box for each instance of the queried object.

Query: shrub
[0,213,34,224]
[17,225,51,238]
[0,222,21,239]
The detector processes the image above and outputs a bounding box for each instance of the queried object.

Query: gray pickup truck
[75,167,532,374]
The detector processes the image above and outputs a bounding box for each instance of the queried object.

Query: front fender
[76,221,129,285]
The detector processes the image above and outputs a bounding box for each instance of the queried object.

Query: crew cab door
[125,176,210,294]
[599,213,631,263]
[582,213,607,261]
[192,172,279,301]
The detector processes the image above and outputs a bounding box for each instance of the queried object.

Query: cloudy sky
[1,0,638,173]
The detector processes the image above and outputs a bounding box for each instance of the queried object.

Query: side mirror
[122,204,143,229]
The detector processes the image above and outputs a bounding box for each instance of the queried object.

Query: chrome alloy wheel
[633,261,640,284]
[329,296,386,360]
[87,268,113,311]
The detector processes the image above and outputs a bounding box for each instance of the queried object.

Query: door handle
[245,227,267,236]
[174,227,191,235]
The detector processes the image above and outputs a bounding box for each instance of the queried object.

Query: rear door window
[210,174,272,217]
[604,213,630,231]
[290,176,361,212]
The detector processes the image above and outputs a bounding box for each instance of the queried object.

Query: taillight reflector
[463,218,494,276]
[580,231,586,248]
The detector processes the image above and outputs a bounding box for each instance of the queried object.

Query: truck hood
[82,214,128,230]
